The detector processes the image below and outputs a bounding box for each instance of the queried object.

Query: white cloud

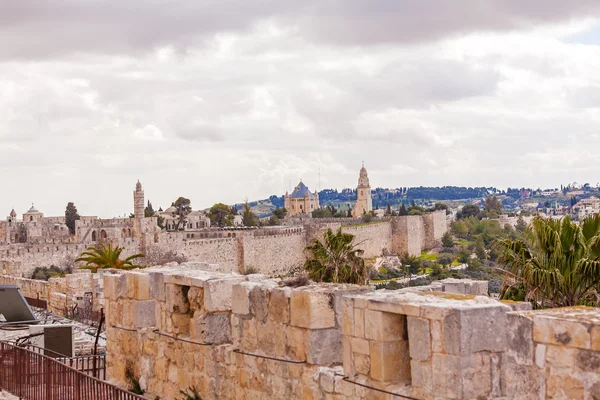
[2,3,600,216]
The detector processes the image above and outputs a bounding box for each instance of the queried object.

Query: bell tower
[352,163,373,217]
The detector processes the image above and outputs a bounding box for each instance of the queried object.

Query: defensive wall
[103,267,600,400]
[0,270,107,315]
[0,211,447,278]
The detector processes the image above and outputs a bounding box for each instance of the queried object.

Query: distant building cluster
[284,165,373,217]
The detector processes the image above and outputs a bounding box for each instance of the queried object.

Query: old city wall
[242,229,306,276]
[104,269,600,400]
[390,216,424,256]
[0,270,107,314]
[341,222,392,258]
[0,213,447,278]
[156,232,240,272]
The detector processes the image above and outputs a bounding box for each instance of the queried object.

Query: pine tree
[399,204,408,216]
[65,202,80,235]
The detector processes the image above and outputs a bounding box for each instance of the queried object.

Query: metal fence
[19,343,107,380]
[24,296,48,310]
[0,341,145,400]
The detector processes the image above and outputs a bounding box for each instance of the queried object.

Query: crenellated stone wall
[0,270,108,314]
[1,213,447,278]
[341,222,392,258]
[103,268,600,400]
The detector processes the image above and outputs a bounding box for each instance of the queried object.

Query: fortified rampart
[0,211,447,278]
[0,270,107,315]
[103,268,600,400]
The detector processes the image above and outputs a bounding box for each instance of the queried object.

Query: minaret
[352,163,372,217]
[134,180,145,219]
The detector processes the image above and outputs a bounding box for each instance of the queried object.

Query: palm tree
[496,215,600,308]
[304,228,368,285]
[76,243,144,272]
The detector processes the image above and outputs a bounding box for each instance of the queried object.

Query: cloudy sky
[3,1,600,217]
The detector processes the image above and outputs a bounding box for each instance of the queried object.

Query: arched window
[30,216,33,222]
[128,228,132,237]
[100,230,107,239]
[92,231,97,241]
[121,229,127,239]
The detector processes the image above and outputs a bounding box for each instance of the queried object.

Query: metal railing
[0,341,145,400]
[18,343,107,380]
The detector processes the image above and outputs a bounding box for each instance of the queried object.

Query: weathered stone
[535,344,546,369]
[290,289,335,329]
[369,340,410,382]
[306,328,342,365]
[190,313,231,344]
[443,305,508,356]
[364,310,407,341]
[133,272,151,300]
[133,300,156,328]
[354,353,370,376]
[505,312,534,365]
[249,286,268,321]
[351,337,369,355]
[410,360,432,394]
[502,363,543,400]
[546,374,584,399]
[149,272,165,301]
[353,308,365,338]
[533,314,592,349]
[232,282,254,315]
[285,326,307,361]
[407,316,431,361]
[268,287,291,324]
[204,278,242,312]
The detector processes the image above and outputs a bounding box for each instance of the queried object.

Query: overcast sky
[3,1,600,218]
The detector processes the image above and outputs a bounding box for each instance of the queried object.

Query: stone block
[268,287,291,324]
[249,286,268,321]
[187,287,203,312]
[431,320,443,353]
[443,305,508,356]
[351,337,369,355]
[407,316,431,361]
[502,363,543,399]
[354,308,365,338]
[354,353,370,376]
[341,296,354,336]
[204,278,242,312]
[546,374,584,399]
[285,326,307,361]
[149,272,165,301]
[364,310,407,341]
[306,328,342,365]
[592,326,600,351]
[505,313,534,365]
[410,359,432,394]
[290,289,335,329]
[133,273,151,300]
[232,282,254,315]
[533,314,592,349]
[171,313,190,335]
[342,336,354,377]
[369,340,410,382]
[432,353,492,399]
[535,344,546,369]
[134,300,157,328]
[240,318,258,352]
[319,368,335,393]
[190,313,231,344]
[103,274,118,300]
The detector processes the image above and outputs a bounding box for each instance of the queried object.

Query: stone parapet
[504,306,600,399]
[103,268,600,400]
